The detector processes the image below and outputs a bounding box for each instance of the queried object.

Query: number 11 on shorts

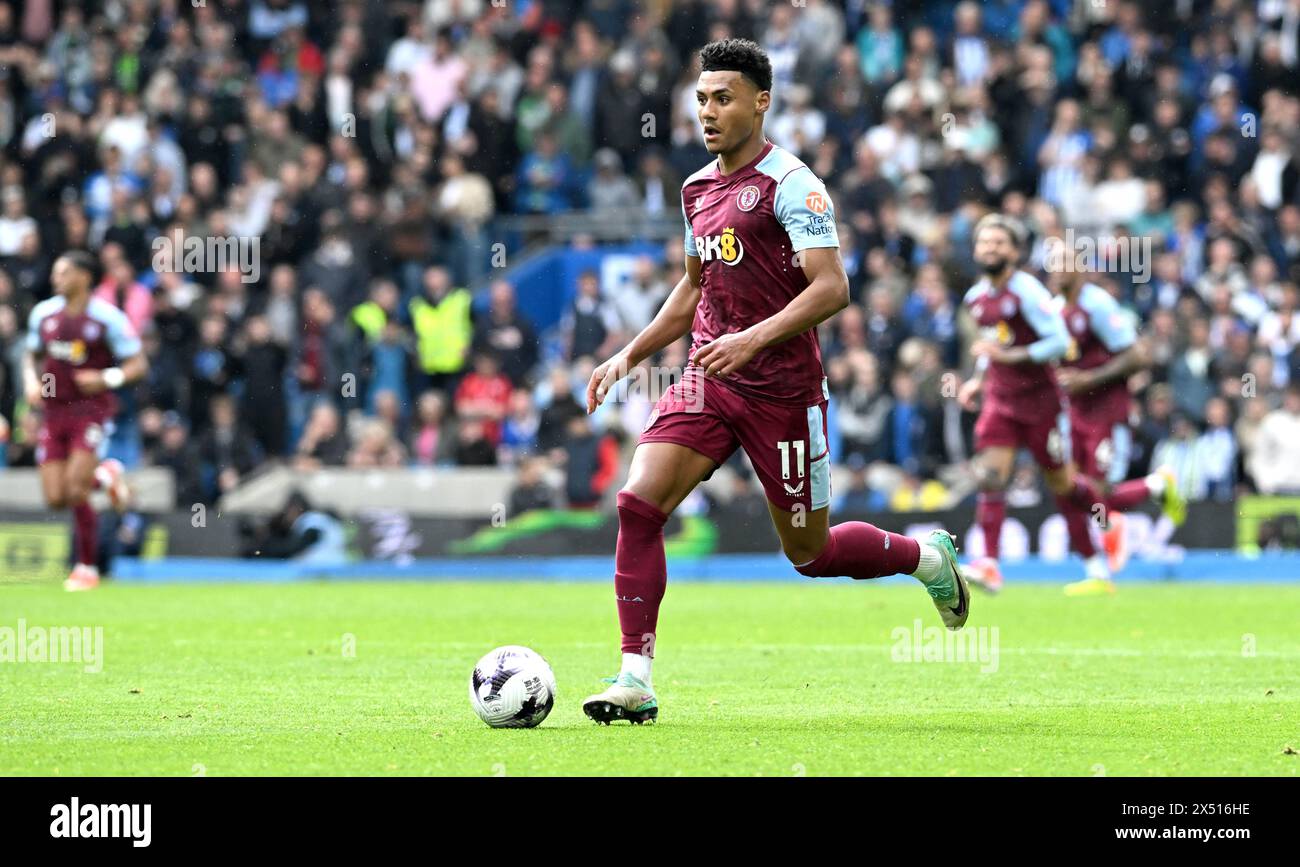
[777,440,806,480]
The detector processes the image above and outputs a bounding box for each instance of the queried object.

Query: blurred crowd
[0,0,1298,512]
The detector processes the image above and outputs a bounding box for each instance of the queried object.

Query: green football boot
[582,672,658,725]
[921,529,970,630]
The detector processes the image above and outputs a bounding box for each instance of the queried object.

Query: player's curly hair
[973,213,1027,249]
[699,38,772,93]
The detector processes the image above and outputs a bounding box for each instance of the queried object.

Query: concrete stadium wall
[0,465,527,517]
[219,466,520,517]
[213,462,864,518]
[0,468,175,511]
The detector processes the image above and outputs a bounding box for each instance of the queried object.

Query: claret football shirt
[681,139,840,406]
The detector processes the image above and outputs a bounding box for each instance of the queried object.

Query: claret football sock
[1056,500,1097,557]
[976,490,1006,560]
[1057,477,1102,559]
[1104,469,1170,514]
[794,521,921,580]
[72,501,98,568]
[614,490,668,657]
[1105,478,1151,511]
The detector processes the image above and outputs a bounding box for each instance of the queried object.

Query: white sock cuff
[1146,472,1166,497]
[911,543,943,581]
[621,652,652,686]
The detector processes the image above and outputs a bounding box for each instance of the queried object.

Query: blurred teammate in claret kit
[22,252,148,591]
[1052,270,1186,595]
[957,220,1182,594]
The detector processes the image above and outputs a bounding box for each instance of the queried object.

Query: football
[468,646,557,728]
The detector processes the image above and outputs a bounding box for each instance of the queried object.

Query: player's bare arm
[1057,337,1150,395]
[691,246,848,378]
[970,340,1035,365]
[21,345,44,406]
[957,355,986,411]
[586,256,702,413]
[72,352,149,395]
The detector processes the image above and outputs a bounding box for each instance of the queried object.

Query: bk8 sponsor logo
[694,227,745,265]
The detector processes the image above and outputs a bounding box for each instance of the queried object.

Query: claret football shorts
[37,409,113,464]
[974,401,1070,472]
[639,366,831,512]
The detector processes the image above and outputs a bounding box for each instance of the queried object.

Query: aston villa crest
[736,185,760,212]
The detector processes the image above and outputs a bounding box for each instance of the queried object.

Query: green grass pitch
[2,580,1297,776]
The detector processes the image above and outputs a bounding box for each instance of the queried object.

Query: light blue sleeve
[774,168,840,252]
[1080,284,1137,353]
[25,303,46,352]
[26,298,65,352]
[1010,273,1070,363]
[682,198,697,257]
[94,300,143,359]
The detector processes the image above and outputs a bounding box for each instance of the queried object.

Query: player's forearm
[991,345,1034,365]
[1085,344,1144,387]
[87,355,149,392]
[119,354,149,385]
[621,275,698,366]
[21,352,39,393]
[748,273,848,350]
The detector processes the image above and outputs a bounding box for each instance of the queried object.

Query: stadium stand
[0,0,1298,519]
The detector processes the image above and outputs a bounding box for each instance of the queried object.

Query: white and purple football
[468,645,557,728]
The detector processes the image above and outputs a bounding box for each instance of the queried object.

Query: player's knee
[46,492,67,510]
[784,537,828,573]
[787,548,821,573]
[64,473,92,505]
[616,488,669,529]
[975,463,1004,492]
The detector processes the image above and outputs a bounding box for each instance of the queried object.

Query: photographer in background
[239,490,346,565]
